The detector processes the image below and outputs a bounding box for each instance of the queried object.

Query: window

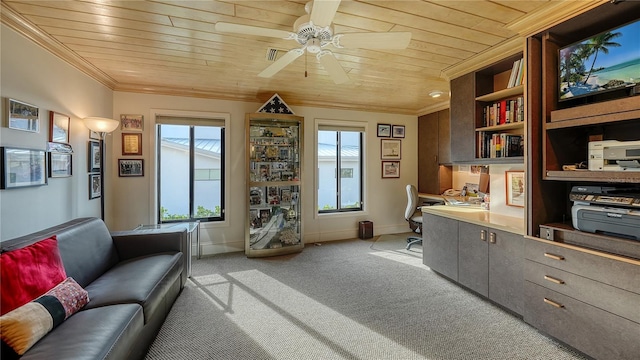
[318,126,363,213]
[157,117,225,223]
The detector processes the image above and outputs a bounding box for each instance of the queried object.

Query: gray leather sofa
[1,217,187,360]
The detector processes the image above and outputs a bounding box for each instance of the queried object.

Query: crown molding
[416,101,450,116]
[507,0,609,38]
[1,3,117,89]
[442,37,523,81]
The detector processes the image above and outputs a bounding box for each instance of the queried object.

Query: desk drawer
[525,260,640,323]
[525,239,640,294]
[524,282,640,360]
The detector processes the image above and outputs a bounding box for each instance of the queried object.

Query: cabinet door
[423,213,458,281]
[449,73,475,162]
[458,222,489,297]
[489,229,524,315]
[438,109,451,164]
[417,113,439,194]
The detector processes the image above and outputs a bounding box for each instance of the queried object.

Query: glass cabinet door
[246,113,303,257]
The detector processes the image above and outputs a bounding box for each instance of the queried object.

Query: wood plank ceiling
[1,1,572,114]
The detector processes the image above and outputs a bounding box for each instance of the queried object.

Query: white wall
[113,92,417,255]
[0,25,113,240]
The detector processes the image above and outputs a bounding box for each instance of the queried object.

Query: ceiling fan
[214,0,412,84]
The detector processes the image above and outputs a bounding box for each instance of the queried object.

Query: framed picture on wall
[6,98,39,133]
[49,111,70,143]
[392,125,405,138]
[48,152,72,178]
[380,139,401,160]
[377,123,391,137]
[118,159,144,177]
[381,161,400,178]
[88,141,100,172]
[120,114,143,131]
[505,171,525,207]
[0,147,47,189]
[89,173,101,199]
[122,133,142,155]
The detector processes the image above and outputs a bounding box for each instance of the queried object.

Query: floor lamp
[84,117,119,221]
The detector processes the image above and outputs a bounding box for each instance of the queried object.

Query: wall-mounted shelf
[476,85,524,102]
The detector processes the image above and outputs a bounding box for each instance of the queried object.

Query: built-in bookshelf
[474,54,525,161]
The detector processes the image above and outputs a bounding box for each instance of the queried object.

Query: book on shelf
[481,96,524,127]
[477,132,523,159]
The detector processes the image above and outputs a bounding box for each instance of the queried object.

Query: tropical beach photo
[559,19,640,100]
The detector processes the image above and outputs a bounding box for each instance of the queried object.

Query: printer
[588,140,640,171]
[570,185,640,240]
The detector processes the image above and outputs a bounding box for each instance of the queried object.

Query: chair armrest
[111,229,187,261]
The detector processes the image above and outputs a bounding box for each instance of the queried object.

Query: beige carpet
[145,237,588,360]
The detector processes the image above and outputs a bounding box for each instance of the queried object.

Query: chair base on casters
[406,236,422,250]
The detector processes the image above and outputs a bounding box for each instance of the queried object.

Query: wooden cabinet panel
[418,110,452,194]
[488,229,524,315]
[437,109,451,164]
[458,222,489,297]
[525,239,640,294]
[422,213,458,281]
[525,260,640,323]
[524,282,640,360]
[449,73,475,163]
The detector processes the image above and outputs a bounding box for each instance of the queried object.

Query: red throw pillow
[1,236,67,315]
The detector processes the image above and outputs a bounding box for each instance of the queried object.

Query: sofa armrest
[111,229,187,261]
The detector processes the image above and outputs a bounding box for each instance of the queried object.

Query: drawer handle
[544,275,565,285]
[544,252,565,261]
[543,297,564,308]
[480,230,486,241]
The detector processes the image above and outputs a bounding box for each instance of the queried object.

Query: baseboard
[198,223,411,256]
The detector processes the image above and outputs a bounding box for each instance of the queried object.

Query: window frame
[150,110,230,226]
[316,121,366,215]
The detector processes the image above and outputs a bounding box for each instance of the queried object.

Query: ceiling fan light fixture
[429,90,444,98]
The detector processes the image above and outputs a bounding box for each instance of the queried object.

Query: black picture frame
[392,125,405,138]
[118,159,144,177]
[0,147,47,189]
[48,152,72,178]
[377,123,391,137]
[89,173,101,199]
[88,141,100,172]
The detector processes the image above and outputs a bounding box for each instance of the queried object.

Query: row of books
[482,96,524,127]
[477,133,523,159]
[507,58,525,88]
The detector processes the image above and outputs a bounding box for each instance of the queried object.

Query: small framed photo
[381,139,401,160]
[48,153,72,178]
[88,141,100,172]
[377,123,391,137]
[381,161,400,178]
[1,147,47,189]
[118,159,144,177]
[49,111,70,143]
[505,170,525,207]
[392,125,405,138]
[47,142,73,154]
[120,114,143,131]
[6,98,39,133]
[122,133,142,155]
[89,173,101,199]
[89,130,100,140]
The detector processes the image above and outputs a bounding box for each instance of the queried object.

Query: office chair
[405,184,423,250]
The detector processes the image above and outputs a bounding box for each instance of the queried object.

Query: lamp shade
[83,117,119,133]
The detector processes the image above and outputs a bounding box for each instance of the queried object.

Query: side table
[134,221,200,277]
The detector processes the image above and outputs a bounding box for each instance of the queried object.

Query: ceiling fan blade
[337,32,412,49]
[258,49,304,78]
[317,51,350,84]
[311,0,341,27]
[215,22,292,39]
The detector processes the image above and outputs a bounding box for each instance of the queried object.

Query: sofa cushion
[0,236,67,315]
[0,277,89,355]
[83,253,182,323]
[20,304,143,360]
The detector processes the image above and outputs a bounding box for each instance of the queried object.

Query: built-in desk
[422,205,524,235]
